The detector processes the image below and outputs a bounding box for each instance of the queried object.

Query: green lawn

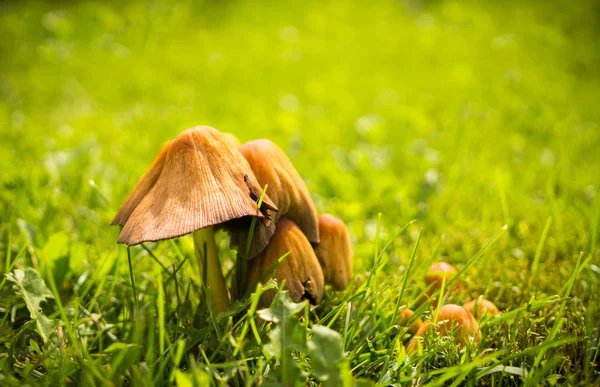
[1,0,599,385]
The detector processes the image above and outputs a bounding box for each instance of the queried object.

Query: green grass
[1,0,599,385]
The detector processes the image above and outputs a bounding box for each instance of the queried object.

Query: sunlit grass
[1,0,599,384]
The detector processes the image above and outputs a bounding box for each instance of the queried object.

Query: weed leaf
[6,268,54,319]
[307,325,345,385]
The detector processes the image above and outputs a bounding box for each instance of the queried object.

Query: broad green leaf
[257,291,306,323]
[36,314,59,344]
[6,268,54,319]
[307,325,345,385]
[264,317,307,358]
[258,291,308,386]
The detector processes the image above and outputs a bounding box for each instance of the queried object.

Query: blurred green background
[1,0,599,297]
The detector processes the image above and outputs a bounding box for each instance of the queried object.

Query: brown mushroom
[463,296,501,318]
[224,139,319,260]
[112,126,278,314]
[314,214,353,290]
[245,218,324,308]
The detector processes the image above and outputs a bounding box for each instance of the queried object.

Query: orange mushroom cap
[111,126,277,245]
[406,304,481,353]
[245,218,324,308]
[398,309,424,335]
[436,304,482,344]
[424,261,463,297]
[314,214,353,290]
[226,139,319,259]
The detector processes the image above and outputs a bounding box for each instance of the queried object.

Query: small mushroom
[397,309,424,335]
[225,139,319,259]
[314,214,353,290]
[463,296,501,318]
[436,304,482,344]
[112,126,278,314]
[245,218,324,308]
[406,304,481,353]
[425,261,463,297]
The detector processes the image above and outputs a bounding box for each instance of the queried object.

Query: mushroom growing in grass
[463,296,501,318]
[407,304,481,353]
[398,309,424,335]
[425,261,463,298]
[436,304,482,344]
[112,126,277,314]
[314,214,353,290]
[226,139,320,260]
[245,218,324,308]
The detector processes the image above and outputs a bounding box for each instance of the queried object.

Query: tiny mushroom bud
[314,214,353,290]
[463,296,501,318]
[112,126,278,314]
[406,321,432,354]
[398,309,424,335]
[245,218,324,308]
[425,261,463,296]
[225,139,319,259]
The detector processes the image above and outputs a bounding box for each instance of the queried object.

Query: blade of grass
[238,184,269,300]
[127,247,138,319]
[389,227,422,326]
[530,216,552,280]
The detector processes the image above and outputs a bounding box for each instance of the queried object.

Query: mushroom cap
[406,321,432,353]
[436,304,482,344]
[424,261,463,296]
[463,297,501,318]
[245,218,324,307]
[398,309,424,335]
[226,139,319,259]
[111,126,277,245]
[406,304,481,353]
[314,214,353,290]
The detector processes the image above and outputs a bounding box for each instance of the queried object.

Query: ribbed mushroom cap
[111,126,277,245]
[225,139,319,259]
[314,214,353,290]
[245,218,324,308]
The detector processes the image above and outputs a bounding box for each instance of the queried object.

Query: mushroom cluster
[112,126,353,314]
[401,261,501,353]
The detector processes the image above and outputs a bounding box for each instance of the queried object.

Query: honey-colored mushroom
[225,139,319,259]
[245,218,324,308]
[314,214,353,290]
[112,126,278,314]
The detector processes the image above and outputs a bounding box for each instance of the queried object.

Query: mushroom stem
[193,227,230,314]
